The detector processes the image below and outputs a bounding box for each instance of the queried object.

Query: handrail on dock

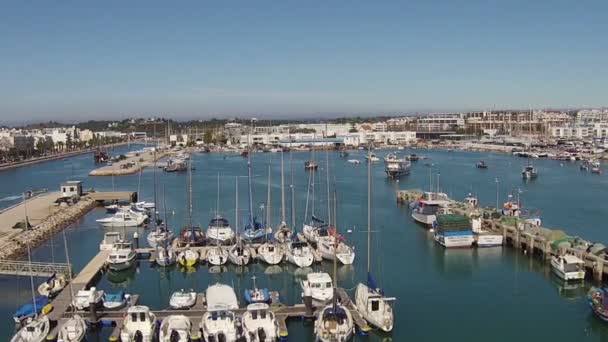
[0,260,71,277]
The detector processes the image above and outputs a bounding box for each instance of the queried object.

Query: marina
[1,146,608,341]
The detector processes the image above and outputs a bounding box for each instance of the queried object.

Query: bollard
[133,232,139,249]
[303,286,313,316]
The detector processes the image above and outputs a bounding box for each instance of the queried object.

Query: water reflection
[106,265,138,287]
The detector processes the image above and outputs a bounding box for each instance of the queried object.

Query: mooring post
[133,231,139,249]
[594,259,604,282]
[528,236,534,255]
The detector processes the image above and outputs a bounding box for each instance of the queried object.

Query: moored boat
[242,303,280,342]
[551,254,585,281]
[57,315,87,342]
[169,289,197,309]
[433,214,474,248]
[120,306,157,342]
[159,315,191,342]
[301,272,334,305]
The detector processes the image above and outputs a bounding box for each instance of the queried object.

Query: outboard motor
[218,333,226,342]
[170,330,180,342]
[208,335,216,342]
[257,327,267,341]
[134,330,144,342]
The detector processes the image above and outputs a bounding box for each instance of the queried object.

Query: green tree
[65,133,73,150]
[203,130,213,144]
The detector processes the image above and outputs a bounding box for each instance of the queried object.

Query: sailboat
[256,164,284,265]
[207,174,236,245]
[242,147,272,242]
[314,191,355,342]
[229,176,251,266]
[274,150,293,243]
[302,163,323,243]
[355,148,395,332]
[177,248,199,267]
[12,193,51,341]
[177,159,205,247]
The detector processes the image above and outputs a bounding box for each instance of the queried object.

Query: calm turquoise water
[1,147,608,341]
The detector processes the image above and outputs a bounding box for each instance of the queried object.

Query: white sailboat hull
[355,283,394,332]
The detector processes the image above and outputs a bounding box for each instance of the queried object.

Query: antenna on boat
[290,149,296,230]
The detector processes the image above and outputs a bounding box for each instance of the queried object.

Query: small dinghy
[243,276,271,305]
[159,315,192,342]
[11,315,50,342]
[37,273,67,297]
[177,248,199,267]
[103,291,130,310]
[57,315,87,342]
[169,289,197,309]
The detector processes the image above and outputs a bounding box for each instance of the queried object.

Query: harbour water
[1,146,608,341]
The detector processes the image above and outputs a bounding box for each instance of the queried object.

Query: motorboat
[159,315,191,342]
[588,287,608,321]
[476,160,488,169]
[347,159,361,165]
[285,241,314,268]
[99,231,122,251]
[72,287,104,311]
[206,283,239,310]
[200,284,243,341]
[177,248,199,267]
[169,289,197,309]
[96,211,147,228]
[206,216,236,245]
[355,282,395,332]
[177,226,206,247]
[147,228,174,248]
[317,236,356,265]
[244,276,271,304]
[10,315,50,342]
[37,273,67,297]
[57,315,87,342]
[256,242,284,265]
[301,272,334,305]
[103,291,130,310]
[106,240,137,271]
[105,204,120,213]
[551,254,585,281]
[314,304,354,342]
[471,212,503,247]
[365,153,380,163]
[242,303,280,342]
[433,214,474,248]
[304,160,319,170]
[206,246,229,266]
[464,193,478,208]
[155,246,176,267]
[13,296,49,323]
[383,152,403,164]
[410,192,451,226]
[522,165,538,179]
[120,306,157,342]
[228,244,251,266]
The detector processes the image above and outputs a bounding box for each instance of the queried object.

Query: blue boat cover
[104,291,125,303]
[243,288,271,304]
[14,296,48,320]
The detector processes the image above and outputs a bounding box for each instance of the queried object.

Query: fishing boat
[385,161,410,179]
[96,211,147,227]
[410,192,451,226]
[57,315,86,342]
[147,227,174,248]
[13,296,49,323]
[103,291,130,310]
[588,287,608,321]
[37,273,67,297]
[106,240,137,271]
[164,159,187,172]
[551,254,585,280]
[155,246,176,267]
[72,287,104,310]
[383,152,403,164]
[159,315,191,342]
[243,275,272,305]
[207,216,236,245]
[177,248,199,267]
[11,315,50,342]
[206,246,229,266]
[476,160,488,169]
[285,241,314,268]
[99,231,121,251]
[200,284,244,342]
[471,211,503,247]
[120,306,157,342]
[433,214,474,248]
[242,303,280,342]
[169,289,197,309]
[301,272,334,305]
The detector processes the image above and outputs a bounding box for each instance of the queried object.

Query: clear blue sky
[0,1,606,122]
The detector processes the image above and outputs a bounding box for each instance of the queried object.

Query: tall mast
[290,151,296,229]
[280,150,286,225]
[188,157,193,228]
[235,177,239,246]
[247,143,254,226]
[266,163,271,229]
[23,193,37,316]
[311,165,316,218]
[367,145,372,275]
[216,173,220,216]
[332,190,338,311]
[326,150,331,225]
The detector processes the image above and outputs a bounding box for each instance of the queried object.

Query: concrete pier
[89,150,167,176]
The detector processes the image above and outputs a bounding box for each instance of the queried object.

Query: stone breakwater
[0,197,97,260]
